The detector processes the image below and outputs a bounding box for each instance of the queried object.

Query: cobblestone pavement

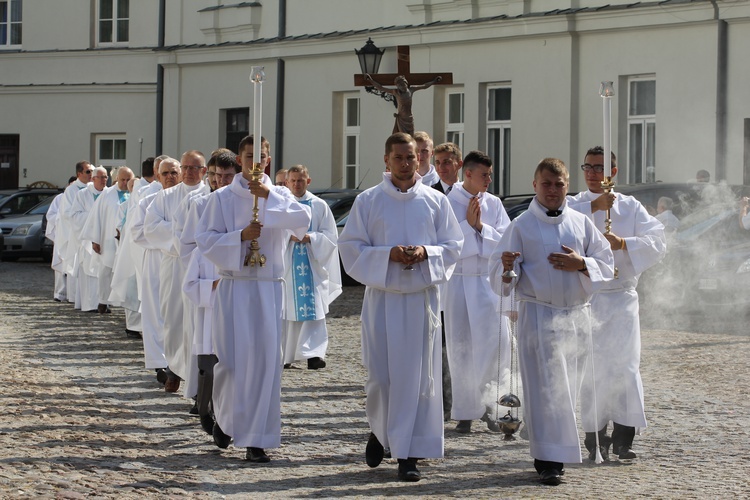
[0,260,748,498]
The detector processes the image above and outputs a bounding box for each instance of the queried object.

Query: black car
[639,203,750,313]
[311,189,362,221]
[0,188,60,219]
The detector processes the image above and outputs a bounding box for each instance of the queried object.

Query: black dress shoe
[200,413,214,435]
[125,329,142,339]
[155,369,168,385]
[455,420,472,433]
[365,432,384,468]
[189,401,199,415]
[307,357,327,370]
[213,422,231,449]
[617,446,637,459]
[246,447,270,463]
[283,363,293,369]
[539,469,562,486]
[397,458,421,482]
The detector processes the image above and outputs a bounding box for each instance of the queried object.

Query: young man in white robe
[182,153,240,435]
[282,164,342,370]
[414,131,439,186]
[568,147,666,461]
[144,151,207,397]
[489,158,615,486]
[84,166,134,315]
[338,132,463,482]
[195,135,311,463]
[71,166,109,312]
[58,162,94,307]
[445,150,511,434]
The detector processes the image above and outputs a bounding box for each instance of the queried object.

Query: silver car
[0,197,54,261]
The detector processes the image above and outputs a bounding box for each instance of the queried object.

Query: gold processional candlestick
[600,80,618,279]
[244,66,267,267]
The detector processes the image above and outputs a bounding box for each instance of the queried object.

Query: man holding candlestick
[568,147,666,461]
[196,135,311,463]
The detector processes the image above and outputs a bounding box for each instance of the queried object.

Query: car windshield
[675,207,749,246]
[27,198,53,215]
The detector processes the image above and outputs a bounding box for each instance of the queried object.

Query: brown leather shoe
[164,376,180,393]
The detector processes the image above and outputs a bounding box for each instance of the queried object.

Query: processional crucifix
[354,44,453,136]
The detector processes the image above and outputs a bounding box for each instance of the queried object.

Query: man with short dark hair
[445,151,511,434]
[339,132,463,482]
[490,158,614,486]
[58,161,94,306]
[568,146,666,462]
[196,135,311,463]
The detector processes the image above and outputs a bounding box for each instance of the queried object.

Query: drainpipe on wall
[712,0,728,181]
[155,0,166,156]
[275,0,287,173]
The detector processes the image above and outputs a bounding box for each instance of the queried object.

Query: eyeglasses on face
[84,170,93,174]
[161,171,180,177]
[181,165,204,172]
[581,164,605,173]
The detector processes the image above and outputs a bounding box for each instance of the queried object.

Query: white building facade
[1,0,750,195]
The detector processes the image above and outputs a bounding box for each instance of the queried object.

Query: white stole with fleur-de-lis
[291,199,316,321]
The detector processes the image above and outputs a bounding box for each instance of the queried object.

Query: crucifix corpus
[354,45,453,136]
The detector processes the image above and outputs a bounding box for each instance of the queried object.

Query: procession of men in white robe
[44,137,666,487]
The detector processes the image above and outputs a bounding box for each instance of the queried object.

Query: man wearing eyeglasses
[131,157,177,387]
[181,151,241,436]
[145,151,208,399]
[57,161,94,307]
[568,146,666,463]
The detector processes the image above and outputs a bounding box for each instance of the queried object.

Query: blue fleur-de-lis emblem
[296,245,307,256]
[298,283,311,297]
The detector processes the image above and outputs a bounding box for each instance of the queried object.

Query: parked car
[499,182,750,220]
[0,196,55,261]
[639,203,750,312]
[311,188,362,221]
[0,188,60,219]
[335,213,361,286]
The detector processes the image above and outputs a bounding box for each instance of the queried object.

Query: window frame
[0,0,22,48]
[627,77,656,184]
[486,84,512,196]
[343,95,360,189]
[445,90,465,153]
[95,135,127,171]
[97,0,129,46]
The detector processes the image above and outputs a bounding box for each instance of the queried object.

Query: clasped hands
[390,245,426,265]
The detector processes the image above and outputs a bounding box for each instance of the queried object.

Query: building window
[96,135,127,173]
[98,0,129,45]
[344,96,360,189]
[486,85,511,196]
[225,108,249,153]
[627,78,656,183]
[446,91,464,152]
[0,0,22,47]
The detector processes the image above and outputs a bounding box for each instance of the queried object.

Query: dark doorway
[0,135,19,189]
